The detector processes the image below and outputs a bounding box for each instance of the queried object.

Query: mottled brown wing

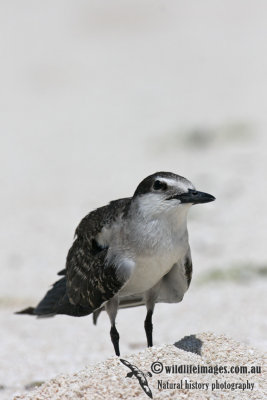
[74,198,131,241]
[66,198,131,310]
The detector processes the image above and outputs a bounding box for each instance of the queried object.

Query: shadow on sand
[174,334,203,356]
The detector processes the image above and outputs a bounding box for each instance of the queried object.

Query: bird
[17,172,215,356]
[120,358,153,399]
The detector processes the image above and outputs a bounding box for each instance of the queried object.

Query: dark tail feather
[16,277,93,318]
[57,268,66,276]
[15,307,35,315]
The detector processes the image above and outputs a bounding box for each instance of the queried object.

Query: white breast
[119,226,189,295]
[107,200,191,296]
[119,254,175,295]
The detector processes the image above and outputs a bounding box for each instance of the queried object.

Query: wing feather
[66,198,131,310]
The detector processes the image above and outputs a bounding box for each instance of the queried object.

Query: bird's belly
[119,252,178,296]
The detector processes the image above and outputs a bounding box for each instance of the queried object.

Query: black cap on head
[133,172,188,197]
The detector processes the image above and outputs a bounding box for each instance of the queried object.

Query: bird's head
[132,172,215,220]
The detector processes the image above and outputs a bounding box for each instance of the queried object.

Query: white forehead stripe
[157,177,195,192]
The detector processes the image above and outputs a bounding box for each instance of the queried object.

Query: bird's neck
[126,200,190,253]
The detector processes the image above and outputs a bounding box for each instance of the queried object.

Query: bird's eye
[153,180,167,191]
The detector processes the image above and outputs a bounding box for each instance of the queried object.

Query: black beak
[168,189,216,204]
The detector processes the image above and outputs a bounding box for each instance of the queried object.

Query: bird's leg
[144,282,160,348]
[110,325,120,356]
[105,296,120,356]
[144,309,153,347]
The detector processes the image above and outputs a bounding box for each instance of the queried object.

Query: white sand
[13,333,267,400]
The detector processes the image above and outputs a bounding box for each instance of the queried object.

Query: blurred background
[1,1,266,398]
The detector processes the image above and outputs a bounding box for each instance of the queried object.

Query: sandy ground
[1,1,267,399]
[2,280,267,399]
[13,333,267,400]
